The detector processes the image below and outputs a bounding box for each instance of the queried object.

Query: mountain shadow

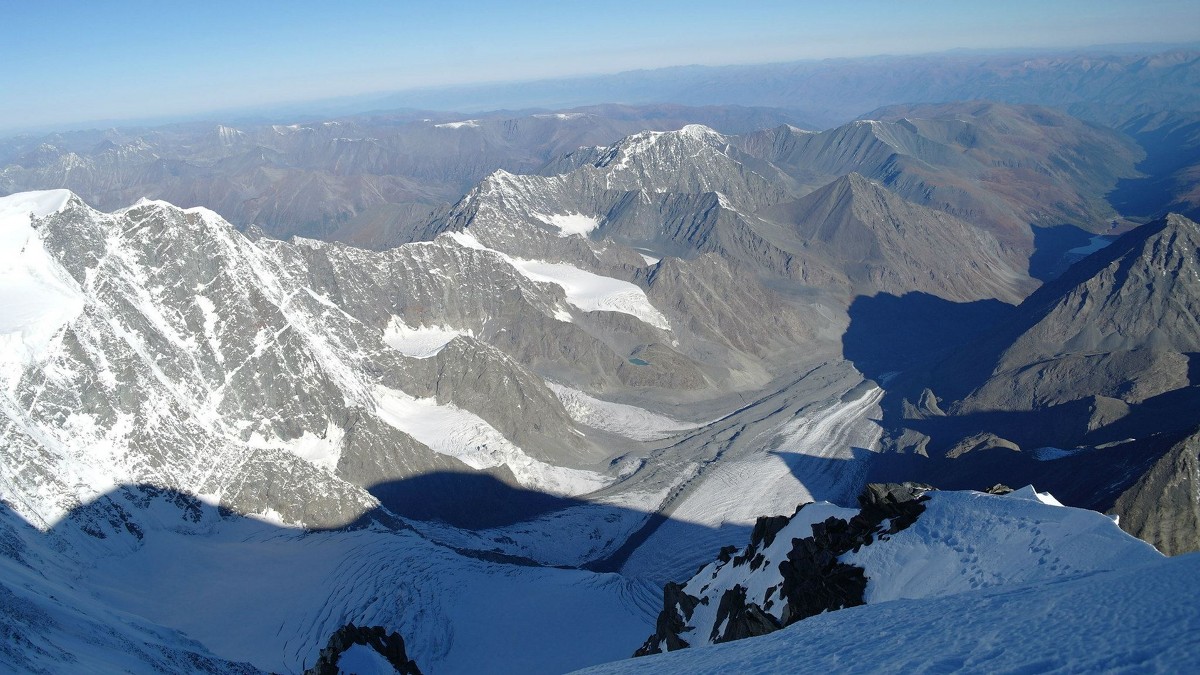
[770,445,876,505]
[587,446,877,575]
[1109,111,1200,222]
[365,471,587,531]
[865,426,1191,516]
[1029,223,1114,282]
[843,291,1014,384]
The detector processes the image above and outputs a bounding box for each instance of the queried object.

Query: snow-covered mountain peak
[0,190,87,386]
[0,189,74,219]
[0,191,646,531]
[594,124,727,172]
[677,124,725,142]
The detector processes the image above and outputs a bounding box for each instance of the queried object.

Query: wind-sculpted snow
[0,492,659,675]
[0,190,84,387]
[634,486,1161,655]
[573,552,1200,675]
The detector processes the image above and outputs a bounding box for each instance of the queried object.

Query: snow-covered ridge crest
[594,124,728,173]
[0,191,612,528]
[0,189,85,387]
[636,484,1162,654]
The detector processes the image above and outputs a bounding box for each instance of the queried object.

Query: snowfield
[535,212,602,237]
[548,382,701,441]
[382,316,473,358]
[572,551,1200,674]
[0,190,85,387]
[445,229,669,330]
[511,259,669,330]
[373,385,612,497]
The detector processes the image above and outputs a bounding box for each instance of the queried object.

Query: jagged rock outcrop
[632,482,1162,656]
[1110,427,1200,555]
[635,483,931,656]
[304,624,421,675]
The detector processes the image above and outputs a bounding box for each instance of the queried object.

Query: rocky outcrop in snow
[305,624,422,675]
[634,483,1160,655]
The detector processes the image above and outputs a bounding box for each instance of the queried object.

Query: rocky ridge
[633,483,1161,655]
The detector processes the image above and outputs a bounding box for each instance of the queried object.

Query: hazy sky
[4,0,1198,133]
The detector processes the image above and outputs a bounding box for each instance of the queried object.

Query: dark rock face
[777,518,869,625]
[709,585,781,643]
[634,582,700,656]
[634,483,932,656]
[305,624,421,675]
[1111,427,1200,555]
[777,483,931,626]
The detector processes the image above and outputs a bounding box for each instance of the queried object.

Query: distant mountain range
[1,59,1198,673]
[338,46,1200,128]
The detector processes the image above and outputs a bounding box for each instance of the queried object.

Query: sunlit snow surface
[511,259,669,329]
[547,382,700,441]
[382,316,472,358]
[445,230,669,329]
[373,385,611,496]
[573,552,1200,674]
[0,190,84,387]
[434,120,479,129]
[535,211,602,237]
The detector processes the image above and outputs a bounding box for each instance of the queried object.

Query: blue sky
[3,0,1198,133]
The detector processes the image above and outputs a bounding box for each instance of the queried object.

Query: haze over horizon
[4,0,1199,134]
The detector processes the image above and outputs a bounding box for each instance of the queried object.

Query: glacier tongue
[372,384,612,497]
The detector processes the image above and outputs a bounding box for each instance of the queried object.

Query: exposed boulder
[305,624,422,675]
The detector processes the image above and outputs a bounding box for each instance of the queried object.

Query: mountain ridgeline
[1,89,1198,673]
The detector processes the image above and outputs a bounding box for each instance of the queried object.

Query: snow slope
[69,512,658,675]
[373,384,611,496]
[445,230,669,329]
[548,382,701,441]
[536,212,602,237]
[642,486,1162,653]
[0,190,84,387]
[382,317,472,358]
[573,552,1200,675]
